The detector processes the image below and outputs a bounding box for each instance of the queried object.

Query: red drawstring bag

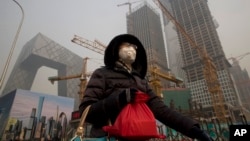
[103,91,165,140]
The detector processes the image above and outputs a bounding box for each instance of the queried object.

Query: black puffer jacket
[79,34,200,139]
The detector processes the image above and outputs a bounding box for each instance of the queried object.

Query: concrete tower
[127,2,169,72]
[162,0,239,117]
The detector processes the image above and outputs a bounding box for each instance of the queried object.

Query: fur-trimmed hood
[104,34,147,78]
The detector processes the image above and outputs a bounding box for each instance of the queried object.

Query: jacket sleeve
[79,68,122,126]
[146,88,201,139]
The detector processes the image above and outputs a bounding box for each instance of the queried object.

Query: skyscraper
[162,0,239,117]
[127,2,168,73]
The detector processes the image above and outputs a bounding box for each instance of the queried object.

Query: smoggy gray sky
[0,0,250,95]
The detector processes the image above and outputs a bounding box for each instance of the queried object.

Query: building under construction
[159,0,242,121]
[126,2,169,75]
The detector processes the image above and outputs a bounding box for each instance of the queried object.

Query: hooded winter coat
[79,34,201,139]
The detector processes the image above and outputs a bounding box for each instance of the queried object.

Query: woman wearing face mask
[79,34,213,141]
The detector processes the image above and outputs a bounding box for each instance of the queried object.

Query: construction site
[0,0,250,141]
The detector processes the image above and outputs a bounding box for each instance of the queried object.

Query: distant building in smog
[229,59,250,111]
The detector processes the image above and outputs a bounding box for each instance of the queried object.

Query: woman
[79,34,212,141]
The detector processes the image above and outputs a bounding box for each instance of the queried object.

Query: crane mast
[153,0,227,121]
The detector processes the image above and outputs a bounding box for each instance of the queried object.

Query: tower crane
[117,1,142,14]
[228,52,250,66]
[149,66,183,97]
[153,0,227,121]
[71,35,105,55]
[48,57,91,101]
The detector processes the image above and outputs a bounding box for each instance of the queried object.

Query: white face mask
[118,45,137,65]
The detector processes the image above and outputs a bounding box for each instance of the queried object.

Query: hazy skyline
[0,0,249,95]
